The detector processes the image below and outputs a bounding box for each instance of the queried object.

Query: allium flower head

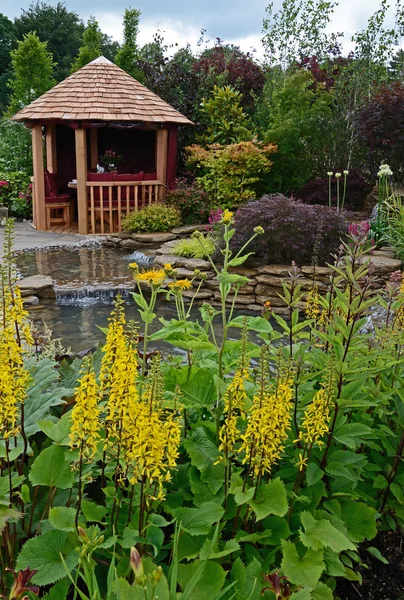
[343,170,349,175]
[378,164,393,177]
[327,172,333,177]
[335,172,342,178]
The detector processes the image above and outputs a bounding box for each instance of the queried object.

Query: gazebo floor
[48,223,79,235]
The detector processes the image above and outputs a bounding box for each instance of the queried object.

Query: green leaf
[227,253,254,267]
[200,538,240,559]
[81,500,108,523]
[311,582,333,600]
[306,463,324,486]
[341,502,377,543]
[178,560,226,600]
[41,578,70,600]
[227,315,273,333]
[367,546,388,564]
[146,524,164,555]
[290,589,311,600]
[166,368,217,409]
[49,507,77,532]
[24,357,73,437]
[281,541,324,589]
[334,423,373,449]
[173,502,224,536]
[29,445,74,489]
[177,532,202,561]
[16,530,79,586]
[234,487,255,505]
[38,413,72,445]
[0,506,21,535]
[300,512,356,552]
[248,478,288,521]
[184,428,225,494]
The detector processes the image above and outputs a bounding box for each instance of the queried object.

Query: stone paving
[0,221,87,258]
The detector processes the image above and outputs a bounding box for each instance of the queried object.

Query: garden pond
[14,245,259,352]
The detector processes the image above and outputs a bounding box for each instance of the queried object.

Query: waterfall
[55,285,135,306]
[126,251,155,267]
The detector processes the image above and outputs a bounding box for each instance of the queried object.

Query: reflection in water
[15,245,266,353]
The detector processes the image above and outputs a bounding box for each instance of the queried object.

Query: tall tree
[7,31,55,113]
[115,8,143,80]
[71,16,102,72]
[14,1,84,81]
[0,14,17,114]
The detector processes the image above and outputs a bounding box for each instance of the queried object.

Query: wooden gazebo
[11,56,192,234]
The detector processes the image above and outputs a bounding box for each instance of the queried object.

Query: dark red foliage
[231,194,348,265]
[194,42,265,108]
[165,178,212,225]
[295,170,373,211]
[356,83,404,182]
[299,54,351,91]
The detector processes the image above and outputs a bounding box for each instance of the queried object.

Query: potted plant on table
[100,149,123,172]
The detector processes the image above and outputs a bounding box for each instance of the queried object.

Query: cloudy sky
[2,0,401,59]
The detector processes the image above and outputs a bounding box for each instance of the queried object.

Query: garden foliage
[295,170,373,211]
[231,194,348,265]
[187,141,276,208]
[1,216,404,599]
[165,178,211,224]
[122,204,181,233]
[0,170,32,217]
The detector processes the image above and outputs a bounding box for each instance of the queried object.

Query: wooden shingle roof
[11,56,192,125]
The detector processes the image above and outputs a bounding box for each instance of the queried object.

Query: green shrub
[170,235,215,259]
[0,170,32,218]
[122,203,181,233]
[384,193,404,259]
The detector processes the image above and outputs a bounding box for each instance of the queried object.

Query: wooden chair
[44,170,72,228]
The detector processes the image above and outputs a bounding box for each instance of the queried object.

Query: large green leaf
[184,427,225,494]
[165,367,217,409]
[248,478,288,521]
[173,502,224,536]
[199,538,240,560]
[29,445,74,489]
[311,582,333,599]
[281,541,324,589]
[341,502,377,542]
[41,578,69,600]
[49,506,77,531]
[24,357,73,437]
[178,560,226,600]
[16,530,79,586]
[300,512,356,552]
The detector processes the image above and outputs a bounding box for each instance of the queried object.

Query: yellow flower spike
[305,285,321,321]
[299,388,331,449]
[135,269,166,288]
[69,356,101,459]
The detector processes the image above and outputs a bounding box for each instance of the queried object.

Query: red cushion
[115,172,144,182]
[144,172,157,181]
[87,172,116,182]
[44,170,59,198]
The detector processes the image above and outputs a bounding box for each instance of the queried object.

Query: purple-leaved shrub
[231,194,348,265]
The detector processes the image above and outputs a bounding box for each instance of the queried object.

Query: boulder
[156,240,179,255]
[17,275,55,299]
[132,232,177,244]
[114,232,133,239]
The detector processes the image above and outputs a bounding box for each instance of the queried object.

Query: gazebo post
[90,128,98,169]
[32,124,46,230]
[75,127,88,234]
[45,124,57,173]
[156,129,168,200]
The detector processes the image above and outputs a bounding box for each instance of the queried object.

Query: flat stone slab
[17,275,53,297]
[369,254,402,275]
[156,240,180,254]
[175,257,211,271]
[257,264,298,276]
[132,232,177,244]
[154,255,179,267]
[22,295,39,305]
[171,225,206,235]
[120,239,142,249]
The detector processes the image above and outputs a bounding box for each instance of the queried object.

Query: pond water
[14,246,260,353]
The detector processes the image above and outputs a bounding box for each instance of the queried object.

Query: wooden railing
[86,180,165,234]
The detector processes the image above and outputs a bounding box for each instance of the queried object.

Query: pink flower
[0,180,9,187]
